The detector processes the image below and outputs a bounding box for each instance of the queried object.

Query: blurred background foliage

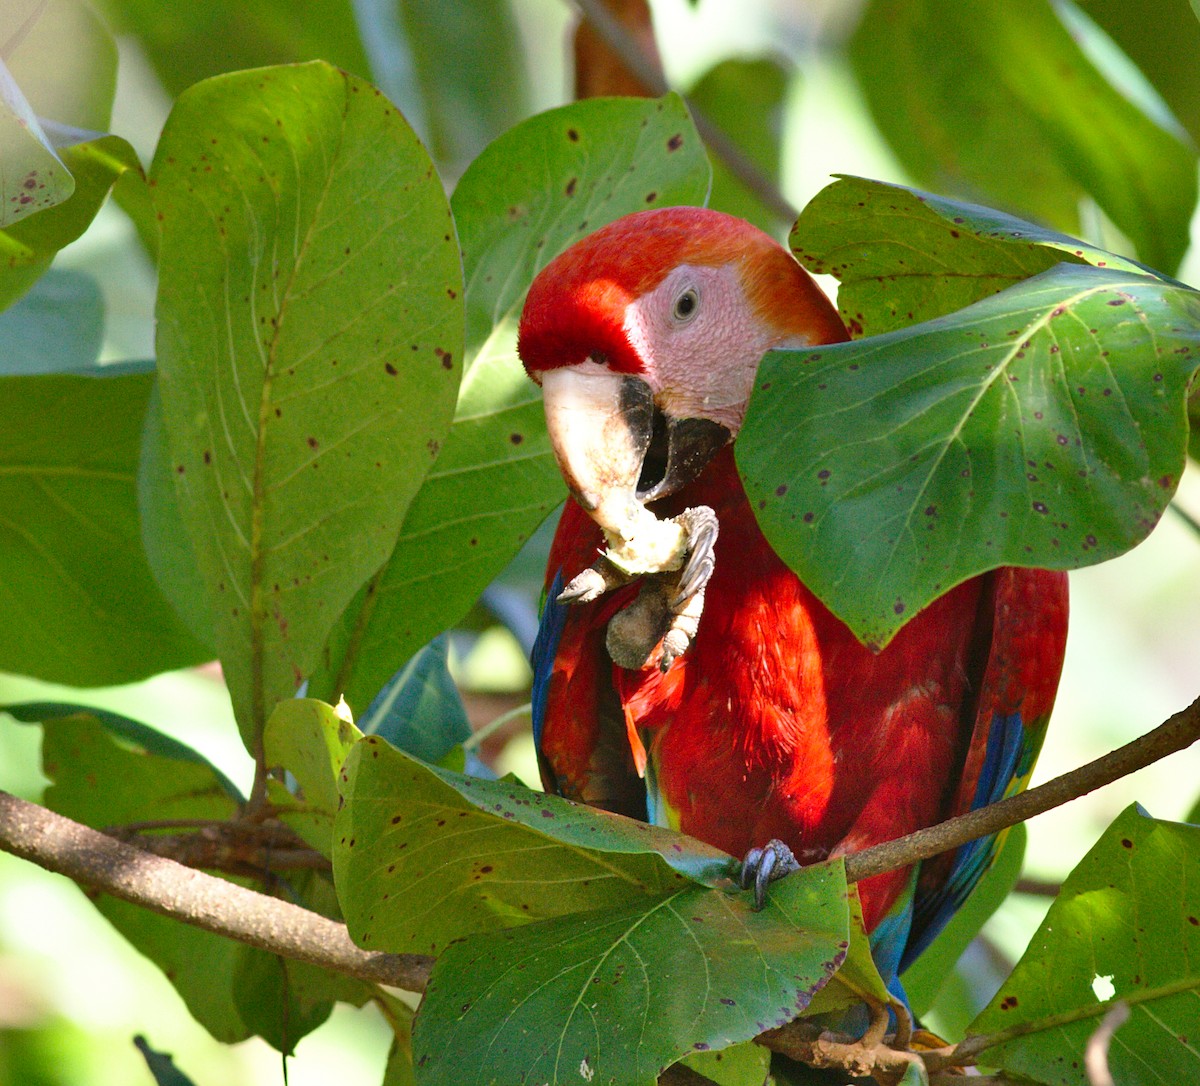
[1,0,1199,1082]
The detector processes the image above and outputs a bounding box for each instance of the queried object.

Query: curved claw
[739,838,801,911]
[558,559,631,605]
[671,506,718,607]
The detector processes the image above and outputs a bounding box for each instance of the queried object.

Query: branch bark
[844,693,1200,885]
[0,789,432,992]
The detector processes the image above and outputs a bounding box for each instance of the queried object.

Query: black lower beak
[636,407,731,503]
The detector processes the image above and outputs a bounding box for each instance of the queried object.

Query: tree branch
[844,693,1200,885]
[569,0,800,224]
[0,789,432,992]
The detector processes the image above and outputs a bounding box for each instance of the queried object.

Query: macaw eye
[672,287,700,323]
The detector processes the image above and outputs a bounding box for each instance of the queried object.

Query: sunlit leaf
[334,734,738,955]
[152,62,462,745]
[312,95,711,713]
[968,806,1200,1085]
[412,861,849,1086]
[0,370,209,684]
[791,175,1148,338]
[850,0,1197,273]
[740,264,1200,648]
[681,1041,771,1086]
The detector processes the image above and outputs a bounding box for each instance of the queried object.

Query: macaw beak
[540,365,730,541]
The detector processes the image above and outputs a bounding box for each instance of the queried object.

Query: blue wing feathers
[531,569,567,756]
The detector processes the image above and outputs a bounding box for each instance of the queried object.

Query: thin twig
[1013,876,1061,897]
[844,694,1200,885]
[0,789,431,992]
[569,0,800,224]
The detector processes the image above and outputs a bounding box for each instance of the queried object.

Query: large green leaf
[0,370,209,684]
[312,95,711,712]
[152,62,463,745]
[968,806,1200,1084]
[411,862,849,1086]
[739,263,1200,648]
[850,0,1196,273]
[334,734,739,955]
[791,175,1148,338]
[92,0,370,98]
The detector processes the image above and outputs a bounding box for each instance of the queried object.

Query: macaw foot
[560,505,719,673]
[740,838,801,910]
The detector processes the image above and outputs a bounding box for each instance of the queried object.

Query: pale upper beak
[540,363,730,542]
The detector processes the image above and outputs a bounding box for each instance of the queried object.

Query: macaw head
[517,206,846,537]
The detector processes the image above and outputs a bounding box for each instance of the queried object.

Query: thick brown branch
[0,789,431,992]
[570,0,799,223]
[845,694,1200,885]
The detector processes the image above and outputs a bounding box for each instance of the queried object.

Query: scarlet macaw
[517,207,1068,987]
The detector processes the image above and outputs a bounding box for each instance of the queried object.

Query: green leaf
[357,634,470,763]
[133,1036,197,1086]
[39,711,364,1050]
[263,697,360,854]
[681,1041,771,1086]
[313,94,711,713]
[850,0,1197,273]
[0,371,210,684]
[8,701,242,800]
[411,862,849,1086]
[93,0,370,98]
[802,884,893,1017]
[902,823,1026,1022]
[968,805,1200,1085]
[137,382,217,649]
[151,62,463,746]
[739,263,1200,648]
[791,175,1148,338]
[687,56,790,234]
[0,132,139,312]
[0,61,74,228]
[334,735,738,955]
[0,267,103,373]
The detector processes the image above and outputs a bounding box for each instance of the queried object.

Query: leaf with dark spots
[411,860,849,1086]
[153,62,462,745]
[308,95,709,714]
[791,175,1152,338]
[740,263,1200,648]
[971,807,1200,1085]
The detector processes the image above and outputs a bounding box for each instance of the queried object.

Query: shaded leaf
[740,263,1200,648]
[133,1036,198,1086]
[0,370,210,684]
[152,62,462,745]
[92,0,370,98]
[791,175,1148,338]
[968,805,1200,1085]
[682,1041,772,1086]
[411,862,849,1086]
[850,0,1196,273]
[803,884,893,1017]
[0,267,103,373]
[390,0,530,175]
[902,823,1026,1022]
[358,634,470,763]
[377,990,418,1086]
[334,734,738,955]
[688,56,790,235]
[312,94,711,713]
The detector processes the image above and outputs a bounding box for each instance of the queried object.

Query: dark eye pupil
[675,290,697,318]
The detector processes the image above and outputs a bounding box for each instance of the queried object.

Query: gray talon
[740,838,800,910]
[671,506,719,607]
